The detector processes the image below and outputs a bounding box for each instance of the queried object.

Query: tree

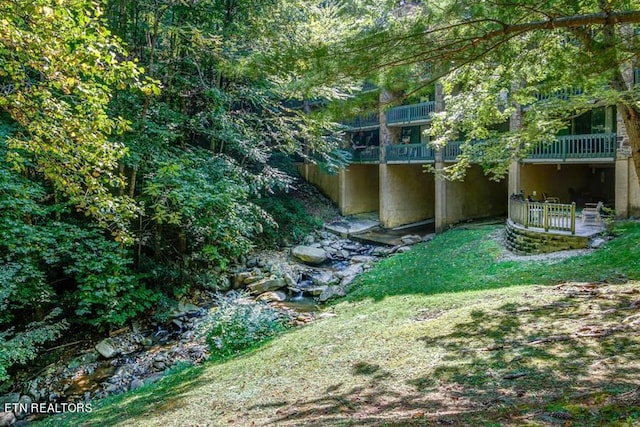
[311,1,640,181]
[0,0,153,241]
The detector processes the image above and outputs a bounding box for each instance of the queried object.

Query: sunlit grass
[36,221,640,426]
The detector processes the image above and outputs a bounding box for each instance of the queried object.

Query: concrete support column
[434,81,447,232]
[508,160,521,196]
[434,160,447,232]
[508,93,523,198]
[615,153,630,218]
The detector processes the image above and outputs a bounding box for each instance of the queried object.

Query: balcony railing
[509,199,576,234]
[386,143,435,163]
[534,87,583,102]
[527,133,616,161]
[343,113,379,129]
[386,101,435,125]
[347,147,380,163]
[444,141,463,161]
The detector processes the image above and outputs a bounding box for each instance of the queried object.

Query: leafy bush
[201,291,291,361]
[256,194,323,246]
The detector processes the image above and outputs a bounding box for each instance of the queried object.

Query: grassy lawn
[37,223,640,426]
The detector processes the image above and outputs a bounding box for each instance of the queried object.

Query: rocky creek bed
[0,227,433,426]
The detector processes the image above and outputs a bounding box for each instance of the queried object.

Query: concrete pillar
[434,161,447,232]
[508,160,521,196]
[434,81,447,232]
[615,153,629,218]
[508,94,523,197]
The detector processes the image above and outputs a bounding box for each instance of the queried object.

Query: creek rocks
[291,245,327,265]
[8,220,428,423]
[95,339,119,359]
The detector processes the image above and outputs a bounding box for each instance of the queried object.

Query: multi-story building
[299,79,640,242]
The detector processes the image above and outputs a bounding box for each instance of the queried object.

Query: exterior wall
[443,165,508,225]
[297,164,340,206]
[505,220,589,254]
[340,164,379,215]
[379,164,435,228]
[629,159,640,216]
[520,163,615,206]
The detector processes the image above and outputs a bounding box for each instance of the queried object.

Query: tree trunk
[617,102,640,189]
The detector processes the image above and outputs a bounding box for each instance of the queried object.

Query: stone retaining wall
[505,220,590,254]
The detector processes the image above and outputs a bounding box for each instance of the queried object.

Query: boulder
[129,379,144,390]
[246,277,286,294]
[350,255,374,264]
[0,411,16,427]
[291,246,327,265]
[312,271,339,287]
[371,246,391,257]
[401,234,423,245]
[396,246,412,253]
[590,237,606,249]
[232,272,253,289]
[15,396,31,420]
[422,233,435,242]
[319,286,346,302]
[256,291,287,303]
[95,339,119,359]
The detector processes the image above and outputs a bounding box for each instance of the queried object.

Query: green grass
[346,222,640,301]
[35,222,640,426]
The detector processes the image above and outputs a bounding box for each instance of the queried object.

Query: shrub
[201,291,291,361]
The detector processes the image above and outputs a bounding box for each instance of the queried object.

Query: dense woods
[3,0,640,389]
[0,0,345,381]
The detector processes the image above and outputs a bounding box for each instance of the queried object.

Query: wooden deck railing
[386,143,435,162]
[509,199,576,234]
[348,147,380,163]
[527,133,616,160]
[386,101,435,124]
[343,113,379,129]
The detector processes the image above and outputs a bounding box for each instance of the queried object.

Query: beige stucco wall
[379,164,435,228]
[520,163,615,206]
[626,158,640,216]
[341,164,379,215]
[443,165,508,224]
[297,163,340,205]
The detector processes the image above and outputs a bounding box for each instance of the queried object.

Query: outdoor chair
[581,201,604,225]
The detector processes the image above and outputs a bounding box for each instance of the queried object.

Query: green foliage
[201,291,291,361]
[0,0,152,241]
[255,193,323,247]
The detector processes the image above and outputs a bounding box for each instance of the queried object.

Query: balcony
[525,133,617,162]
[343,113,379,130]
[386,143,435,163]
[444,141,463,161]
[347,147,380,163]
[386,101,435,125]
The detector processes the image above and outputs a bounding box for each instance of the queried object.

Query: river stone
[371,246,391,257]
[401,235,422,245]
[246,277,286,294]
[396,246,412,253]
[95,339,119,359]
[129,379,144,390]
[319,285,346,302]
[590,237,606,249]
[172,302,200,318]
[422,233,435,242]
[291,246,327,265]
[312,271,339,287]
[0,411,16,427]
[15,396,31,419]
[256,291,287,303]
[232,272,252,289]
[350,255,374,263]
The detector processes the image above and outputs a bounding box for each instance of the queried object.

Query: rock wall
[505,220,590,254]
